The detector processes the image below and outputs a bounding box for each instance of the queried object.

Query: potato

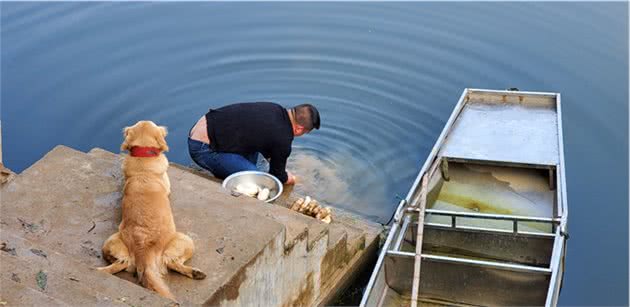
[320,215,332,224]
[299,196,312,213]
[291,198,304,211]
[235,183,259,197]
[257,188,270,201]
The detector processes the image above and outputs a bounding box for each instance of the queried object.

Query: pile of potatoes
[290,196,332,224]
[234,182,272,201]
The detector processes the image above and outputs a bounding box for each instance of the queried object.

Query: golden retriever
[97,120,206,301]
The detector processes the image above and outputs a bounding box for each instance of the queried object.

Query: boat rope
[382,194,406,226]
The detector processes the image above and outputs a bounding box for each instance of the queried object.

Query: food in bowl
[222,171,283,203]
[234,183,272,201]
[257,188,270,201]
[234,182,259,197]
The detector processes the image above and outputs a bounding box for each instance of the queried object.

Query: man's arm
[268,143,292,184]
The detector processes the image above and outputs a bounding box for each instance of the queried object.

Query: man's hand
[285,171,297,185]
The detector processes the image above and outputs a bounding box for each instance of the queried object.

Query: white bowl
[222,171,283,203]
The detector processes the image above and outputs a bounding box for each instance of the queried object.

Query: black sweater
[205,102,293,183]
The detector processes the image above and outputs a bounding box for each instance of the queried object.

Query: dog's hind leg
[163,232,206,280]
[96,232,130,274]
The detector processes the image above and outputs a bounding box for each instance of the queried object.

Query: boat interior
[382,159,560,306]
[362,90,567,307]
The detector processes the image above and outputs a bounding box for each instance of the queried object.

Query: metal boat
[361,89,568,306]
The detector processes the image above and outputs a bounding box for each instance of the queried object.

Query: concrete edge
[315,231,381,306]
[203,226,287,305]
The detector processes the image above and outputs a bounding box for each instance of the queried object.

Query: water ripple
[1,2,626,226]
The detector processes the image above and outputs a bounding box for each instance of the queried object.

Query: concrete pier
[0,145,382,306]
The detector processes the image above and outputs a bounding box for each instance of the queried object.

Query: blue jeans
[188,137,259,179]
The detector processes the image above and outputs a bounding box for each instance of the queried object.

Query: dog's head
[121,120,169,153]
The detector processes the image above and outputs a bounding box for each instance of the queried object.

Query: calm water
[1,2,628,305]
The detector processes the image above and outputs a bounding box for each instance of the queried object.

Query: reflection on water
[287,150,388,220]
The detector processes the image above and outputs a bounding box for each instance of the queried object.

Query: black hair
[293,104,320,130]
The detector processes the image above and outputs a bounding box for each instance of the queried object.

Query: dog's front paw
[192,268,206,280]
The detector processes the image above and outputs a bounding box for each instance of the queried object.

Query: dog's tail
[137,251,175,301]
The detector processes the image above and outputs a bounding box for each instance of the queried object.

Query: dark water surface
[2,2,628,305]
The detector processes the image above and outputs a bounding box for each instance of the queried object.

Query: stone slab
[1,276,66,307]
[172,159,382,259]
[0,145,285,305]
[1,229,173,307]
[277,194,382,256]
[170,162,332,253]
[1,145,383,306]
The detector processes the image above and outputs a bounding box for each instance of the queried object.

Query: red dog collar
[130,146,161,157]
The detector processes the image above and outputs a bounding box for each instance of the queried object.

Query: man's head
[290,104,320,136]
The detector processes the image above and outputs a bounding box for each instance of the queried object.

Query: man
[188,102,320,184]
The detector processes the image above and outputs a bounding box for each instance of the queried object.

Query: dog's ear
[121,126,132,152]
[156,126,169,152]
